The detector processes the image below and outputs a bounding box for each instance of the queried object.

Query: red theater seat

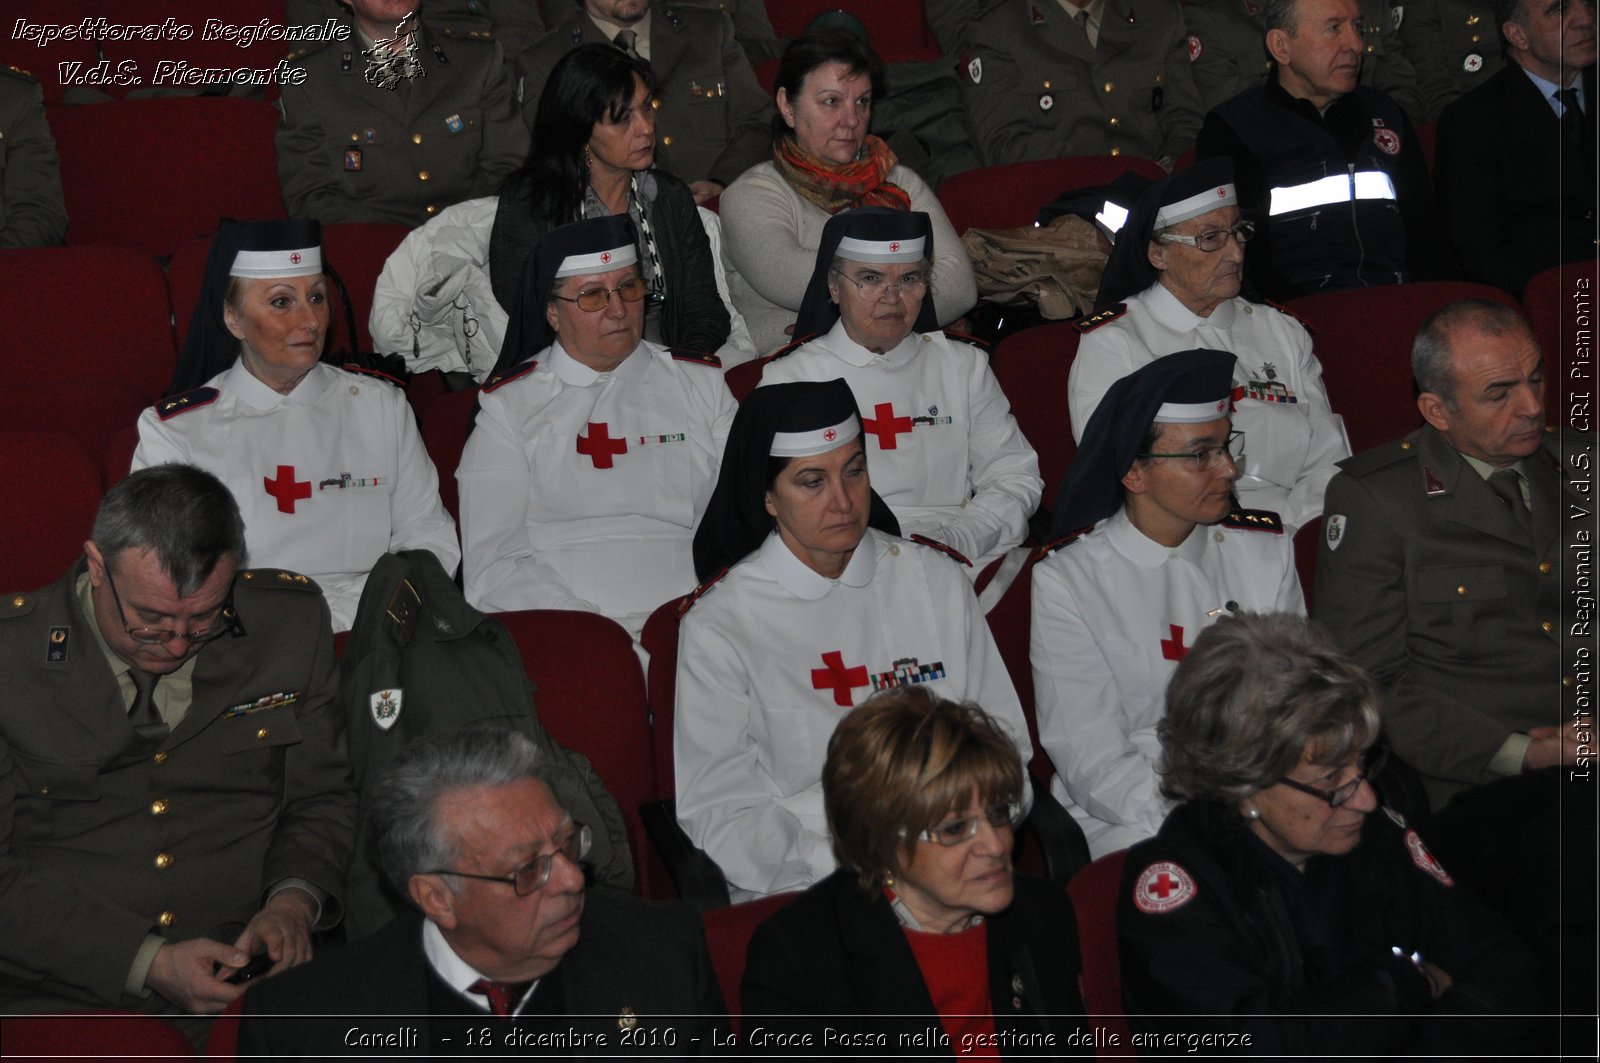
[322,222,412,356]
[0,431,103,593]
[763,0,941,63]
[1066,850,1133,1051]
[991,321,1082,501]
[1522,259,1599,428]
[418,386,479,524]
[938,156,1165,236]
[702,892,798,1033]
[3,1009,195,1062]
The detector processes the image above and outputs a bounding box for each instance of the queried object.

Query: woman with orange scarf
[719,30,976,356]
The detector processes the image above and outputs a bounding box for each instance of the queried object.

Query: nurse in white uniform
[676,379,1031,900]
[1032,349,1304,858]
[135,219,459,632]
[1069,159,1349,532]
[759,207,1041,574]
[457,215,737,637]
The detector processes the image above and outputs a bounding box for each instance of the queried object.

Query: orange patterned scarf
[773,134,913,215]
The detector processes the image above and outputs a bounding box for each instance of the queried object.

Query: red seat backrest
[1294,516,1323,615]
[763,0,941,63]
[3,1009,194,1061]
[991,321,1082,501]
[1066,850,1132,1049]
[938,156,1165,235]
[1,4,99,105]
[701,891,798,1033]
[322,222,413,356]
[495,609,657,896]
[205,994,246,1060]
[981,551,1049,784]
[641,595,691,801]
[1284,282,1520,455]
[50,97,284,256]
[97,0,291,101]
[1522,258,1599,427]
[0,431,103,594]
[418,387,480,524]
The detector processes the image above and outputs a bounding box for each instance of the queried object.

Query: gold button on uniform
[1110,146,1120,155]
[38,786,48,797]
[1564,675,1576,688]
[426,204,438,215]
[151,799,169,816]
[1457,585,1468,596]
[412,133,423,144]
[153,751,168,765]
[155,852,173,870]
[1470,34,1479,42]
[1539,561,1553,574]
[1541,620,1554,633]
[159,911,176,928]
[257,727,271,740]
[662,135,674,146]
[418,170,430,181]
[1400,441,1413,450]
[11,595,24,607]
[1042,79,1052,89]
[1103,81,1114,93]
[1109,116,1120,127]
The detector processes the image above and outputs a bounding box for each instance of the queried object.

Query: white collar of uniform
[1103,505,1210,568]
[548,337,649,387]
[754,528,878,600]
[820,318,922,369]
[1147,280,1238,331]
[224,359,336,411]
[421,918,538,1016]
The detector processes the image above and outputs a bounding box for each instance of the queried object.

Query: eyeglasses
[1276,747,1386,808]
[909,801,1021,847]
[1157,221,1256,253]
[832,269,928,300]
[550,275,649,312]
[427,824,591,896]
[103,566,229,646]
[1136,430,1245,471]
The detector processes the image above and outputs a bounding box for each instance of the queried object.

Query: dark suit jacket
[1435,63,1597,295]
[1314,426,1586,809]
[740,871,1089,1057]
[238,889,725,1057]
[0,559,355,1012]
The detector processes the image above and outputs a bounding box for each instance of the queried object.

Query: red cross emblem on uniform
[862,403,914,450]
[1160,624,1189,661]
[600,252,612,263]
[576,422,628,469]
[263,464,311,514]
[823,428,837,441]
[1134,861,1196,913]
[811,650,869,707]
[889,242,900,252]
[290,252,302,264]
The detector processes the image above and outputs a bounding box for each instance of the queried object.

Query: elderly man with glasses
[1033,349,1305,859]
[1071,159,1350,533]
[239,726,724,1054]
[0,464,356,1029]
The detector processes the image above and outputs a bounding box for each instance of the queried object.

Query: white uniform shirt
[759,322,1043,572]
[458,339,737,635]
[134,361,460,632]
[675,529,1032,899]
[1030,507,1304,857]
[1069,285,1351,530]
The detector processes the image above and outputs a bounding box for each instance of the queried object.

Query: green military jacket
[0,66,67,248]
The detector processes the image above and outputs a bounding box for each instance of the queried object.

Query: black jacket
[1198,72,1452,300]
[1117,800,1547,1058]
[489,168,731,353]
[740,870,1091,1057]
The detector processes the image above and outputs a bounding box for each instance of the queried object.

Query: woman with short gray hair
[1117,612,1543,1056]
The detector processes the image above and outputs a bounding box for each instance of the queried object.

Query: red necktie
[468,978,534,1017]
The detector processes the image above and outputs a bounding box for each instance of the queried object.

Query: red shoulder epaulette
[1072,303,1127,333]
[1033,526,1092,561]
[669,348,722,369]
[908,534,973,567]
[1263,299,1315,335]
[941,329,992,353]
[155,386,219,421]
[765,334,818,361]
[1222,508,1284,533]
[675,568,729,619]
[481,359,538,393]
[341,363,405,387]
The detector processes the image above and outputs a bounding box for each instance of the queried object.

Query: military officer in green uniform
[0,66,67,248]
[958,0,1205,170]
[277,0,529,226]
[516,0,772,202]
[288,0,549,68]
[0,465,355,1018]
[674,0,783,63]
[1396,0,1507,119]
[1184,0,1427,120]
[926,0,985,55]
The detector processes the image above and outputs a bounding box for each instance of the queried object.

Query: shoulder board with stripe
[765,334,819,361]
[155,386,219,420]
[1339,436,1418,477]
[1263,299,1315,335]
[676,568,729,619]
[238,568,321,592]
[1033,526,1092,560]
[940,329,992,353]
[482,359,538,393]
[341,363,404,387]
[669,348,722,369]
[1073,303,1127,333]
[1,64,37,82]
[909,534,973,567]
[1221,508,1284,533]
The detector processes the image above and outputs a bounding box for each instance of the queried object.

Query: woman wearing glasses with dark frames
[1070,157,1350,534]
[741,686,1089,1052]
[459,216,736,638]
[1118,611,1545,1057]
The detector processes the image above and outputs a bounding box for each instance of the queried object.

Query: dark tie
[613,28,640,59]
[127,668,168,740]
[1075,8,1093,43]
[468,978,534,1017]
[1488,468,1533,536]
[1555,87,1585,151]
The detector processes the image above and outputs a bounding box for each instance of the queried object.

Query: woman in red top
[740,686,1088,1057]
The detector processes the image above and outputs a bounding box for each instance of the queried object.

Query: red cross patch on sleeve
[1134,861,1197,914]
